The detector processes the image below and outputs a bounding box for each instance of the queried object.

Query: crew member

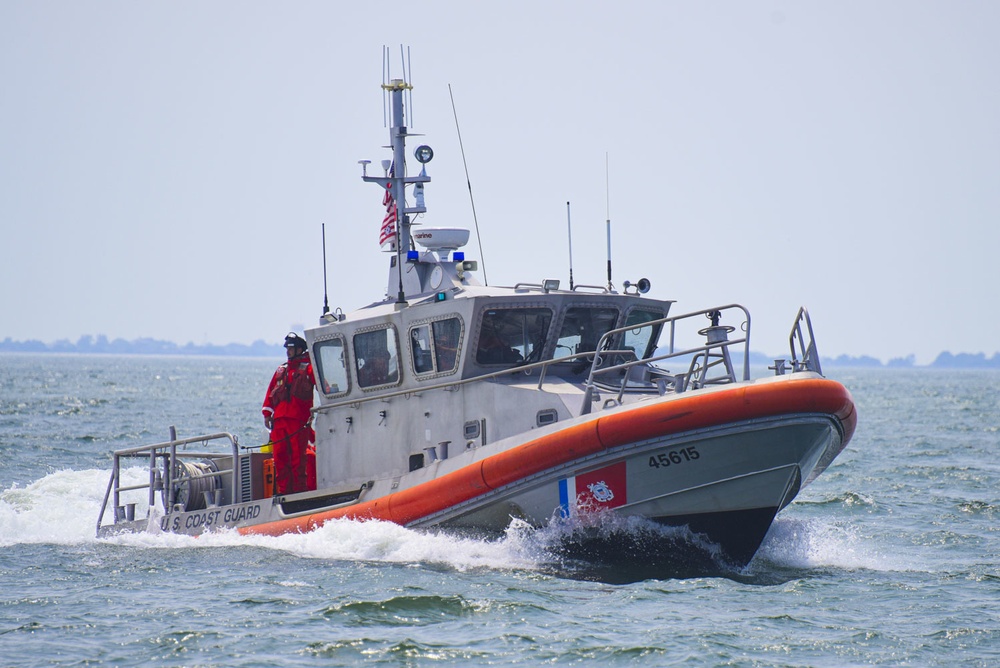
[262,332,315,494]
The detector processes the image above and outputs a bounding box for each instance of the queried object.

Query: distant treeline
[825,352,1000,369]
[0,335,283,357]
[734,351,1000,369]
[1,336,998,368]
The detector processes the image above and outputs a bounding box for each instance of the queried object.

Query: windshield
[554,307,620,360]
[623,309,664,360]
[476,308,552,365]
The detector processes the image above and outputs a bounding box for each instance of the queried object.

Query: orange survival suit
[262,335,316,494]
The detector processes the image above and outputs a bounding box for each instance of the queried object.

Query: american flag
[378,163,397,249]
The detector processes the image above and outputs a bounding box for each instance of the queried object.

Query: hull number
[648,446,701,469]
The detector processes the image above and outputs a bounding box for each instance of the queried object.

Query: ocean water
[2,354,999,666]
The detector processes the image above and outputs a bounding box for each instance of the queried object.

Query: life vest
[267,361,314,405]
[263,354,315,422]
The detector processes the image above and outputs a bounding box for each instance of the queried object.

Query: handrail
[586,304,752,390]
[789,307,822,374]
[312,351,602,413]
[97,432,239,534]
[313,303,753,416]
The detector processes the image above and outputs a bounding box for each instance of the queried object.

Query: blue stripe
[558,478,570,518]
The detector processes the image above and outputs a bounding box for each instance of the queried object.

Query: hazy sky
[2,2,997,364]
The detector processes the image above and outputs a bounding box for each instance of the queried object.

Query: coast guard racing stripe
[559,461,627,518]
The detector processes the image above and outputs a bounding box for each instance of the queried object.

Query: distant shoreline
[0,336,283,358]
[2,336,998,369]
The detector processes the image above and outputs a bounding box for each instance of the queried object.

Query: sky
[1,2,998,365]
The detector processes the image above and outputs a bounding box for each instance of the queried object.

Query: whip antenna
[448,84,489,286]
[401,45,413,127]
[566,201,574,290]
[321,223,330,317]
[606,152,613,291]
[381,46,388,127]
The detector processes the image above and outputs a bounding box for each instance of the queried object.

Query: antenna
[382,46,389,127]
[321,223,330,318]
[606,152,613,291]
[566,201,574,290]
[404,45,413,126]
[448,83,489,286]
[400,46,408,125]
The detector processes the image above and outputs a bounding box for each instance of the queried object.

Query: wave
[0,468,546,573]
[1,468,904,581]
[753,516,900,573]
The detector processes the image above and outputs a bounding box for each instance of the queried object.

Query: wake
[1,468,894,581]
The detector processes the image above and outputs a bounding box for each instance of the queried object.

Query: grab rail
[788,307,822,374]
[312,351,601,413]
[313,303,754,417]
[96,431,239,534]
[584,304,751,397]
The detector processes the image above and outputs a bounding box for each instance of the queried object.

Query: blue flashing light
[453,251,465,262]
[435,292,447,302]
[406,250,420,262]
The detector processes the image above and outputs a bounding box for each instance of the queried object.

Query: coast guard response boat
[97,71,856,567]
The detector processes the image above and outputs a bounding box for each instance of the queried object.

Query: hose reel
[164,458,221,512]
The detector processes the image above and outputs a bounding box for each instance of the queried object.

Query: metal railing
[97,431,239,534]
[312,351,602,414]
[312,304,755,418]
[577,304,752,410]
[788,307,822,374]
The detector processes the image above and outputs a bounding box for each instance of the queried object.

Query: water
[2,354,1000,666]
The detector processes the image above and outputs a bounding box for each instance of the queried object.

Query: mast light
[415,145,434,163]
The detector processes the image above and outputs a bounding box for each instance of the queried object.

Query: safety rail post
[148,447,157,512]
[97,460,117,534]
[112,453,120,517]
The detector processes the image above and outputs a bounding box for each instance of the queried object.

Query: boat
[96,71,856,568]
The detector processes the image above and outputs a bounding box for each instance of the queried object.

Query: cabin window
[410,326,434,374]
[476,308,552,365]
[432,318,461,372]
[554,307,620,361]
[623,309,663,360]
[354,327,400,388]
[409,317,462,376]
[536,409,558,427]
[314,337,349,396]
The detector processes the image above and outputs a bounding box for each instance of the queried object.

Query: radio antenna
[448,84,489,285]
[566,201,574,290]
[605,152,613,291]
[401,45,413,126]
[321,223,330,317]
[381,46,389,127]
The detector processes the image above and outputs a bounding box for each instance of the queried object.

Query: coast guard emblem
[587,480,614,503]
[559,463,627,517]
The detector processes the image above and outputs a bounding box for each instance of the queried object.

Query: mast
[361,76,430,304]
[387,79,411,255]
